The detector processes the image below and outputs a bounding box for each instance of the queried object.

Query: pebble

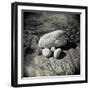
[51,47,55,52]
[42,48,52,58]
[54,48,62,59]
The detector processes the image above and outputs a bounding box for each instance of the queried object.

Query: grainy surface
[24,45,80,77]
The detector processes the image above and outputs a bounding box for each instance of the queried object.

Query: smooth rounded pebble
[42,48,52,58]
[54,48,62,59]
[38,30,67,48]
[51,47,56,52]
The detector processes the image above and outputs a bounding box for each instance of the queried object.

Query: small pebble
[42,48,52,58]
[51,47,55,52]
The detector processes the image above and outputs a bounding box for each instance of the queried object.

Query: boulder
[38,30,67,48]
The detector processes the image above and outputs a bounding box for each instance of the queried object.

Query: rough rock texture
[38,30,67,48]
[24,46,80,77]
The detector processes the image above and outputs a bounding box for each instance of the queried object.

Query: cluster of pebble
[42,47,62,59]
[38,30,67,59]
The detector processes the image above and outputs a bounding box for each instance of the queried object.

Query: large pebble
[38,30,67,48]
[42,48,52,58]
[54,48,62,59]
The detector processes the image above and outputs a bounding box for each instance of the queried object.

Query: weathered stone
[38,30,67,48]
[49,57,65,75]
[34,56,55,76]
[24,46,80,76]
[68,47,80,72]
[61,50,76,75]
[55,35,67,47]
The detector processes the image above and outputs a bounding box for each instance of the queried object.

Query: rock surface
[38,30,67,48]
[24,46,80,77]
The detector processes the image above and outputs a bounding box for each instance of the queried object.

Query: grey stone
[38,30,67,48]
[42,48,52,58]
[54,48,62,59]
[24,46,80,76]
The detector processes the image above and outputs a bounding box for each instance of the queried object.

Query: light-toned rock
[55,35,67,47]
[54,48,62,59]
[51,47,55,52]
[38,30,67,48]
[42,48,52,57]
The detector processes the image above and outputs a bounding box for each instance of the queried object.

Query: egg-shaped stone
[42,48,52,58]
[54,48,62,59]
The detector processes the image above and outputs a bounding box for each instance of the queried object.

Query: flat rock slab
[24,46,80,77]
